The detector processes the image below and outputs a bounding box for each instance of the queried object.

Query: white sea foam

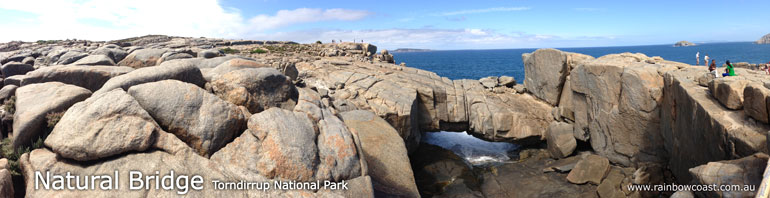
[421,131,518,165]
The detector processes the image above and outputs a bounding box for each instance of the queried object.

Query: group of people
[698,52,770,77]
[699,52,736,78]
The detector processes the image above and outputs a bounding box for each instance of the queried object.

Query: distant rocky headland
[0,35,767,197]
[391,48,431,53]
[673,40,696,47]
[757,33,770,44]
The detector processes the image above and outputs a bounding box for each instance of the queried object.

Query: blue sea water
[398,42,770,164]
[392,42,770,83]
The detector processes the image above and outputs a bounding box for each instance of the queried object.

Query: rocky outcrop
[340,110,419,197]
[1,62,34,77]
[117,48,169,68]
[566,154,610,185]
[709,77,749,110]
[0,159,13,198]
[70,54,116,65]
[94,60,206,95]
[546,121,576,159]
[689,153,767,198]
[522,48,593,105]
[674,41,696,47]
[12,82,91,149]
[44,89,160,161]
[127,80,247,157]
[208,68,298,114]
[757,33,770,44]
[21,65,134,91]
[662,67,769,183]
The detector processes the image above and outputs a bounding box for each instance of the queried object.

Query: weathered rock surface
[1,62,34,77]
[21,65,134,91]
[411,144,482,197]
[55,51,88,65]
[70,54,116,65]
[12,82,91,149]
[568,53,681,166]
[0,85,16,102]
[709,77,749,110]
[566,154,610,184]
[522,48,593,105]
[91,47,128,63]
[117,48,169,67]
[546,121,576,159]
[0,158,12,198]
[689,153,767,198]
[94,60,206,95]
[128,80,247,157]
[204,58,269,81]
[44,89,159,161]
[674,41,696,47]
[662,67,769,183]
[340,110,419,198]
[743,83,770,123]
[757,33,770,44]
[208,68,297,113]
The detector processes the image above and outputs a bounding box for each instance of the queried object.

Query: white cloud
[247,8,370,32]
[436,7,531,16]
[0,0,371,42]
[252,28,574,49]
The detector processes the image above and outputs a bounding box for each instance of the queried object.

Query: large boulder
[247,108,318,181]
[522,48,593,105]
[91,47,128,63]
[0,85,17,102]
[0,159,12,198]
[1,62,34,77]
[21,65,134,91]
[127,80,247,157]
[709,77,750,110]
[546,121,576,159]
[117,48,169,68]
[55,51,88,65]
[94,60,206,95]
[570,53,673,166]
[566,154,610,185]
[204,58,270,81]
[689,153,767,198]
[44,89,160,161]
[743,83,770,123]
[662,67,768,183]
[208,68,298,114]
[70,54,116,65]
[340,110,420,198]
[12,82,91,149]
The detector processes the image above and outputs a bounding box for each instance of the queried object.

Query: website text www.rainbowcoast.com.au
[627,183,756,193]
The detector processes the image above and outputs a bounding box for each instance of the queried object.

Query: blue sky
[1,0,768,49]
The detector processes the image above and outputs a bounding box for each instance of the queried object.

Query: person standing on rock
[705,54,710,66]
[696,52,700,65]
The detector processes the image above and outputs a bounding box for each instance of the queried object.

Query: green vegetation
[315,41,322,44]
[221,47,240,54]
[46,112,64,128]
[3,96,15,115]
[250,48,268,54]
[264,44,310,53]
[0,136,44,176]
[36,40,61,45]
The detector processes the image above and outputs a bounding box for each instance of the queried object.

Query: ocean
[399,42,770,165]
[392,42,770,83]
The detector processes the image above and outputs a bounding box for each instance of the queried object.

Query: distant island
[757,33,770,44]
[673,41,696,47]
[391,48,432,52]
